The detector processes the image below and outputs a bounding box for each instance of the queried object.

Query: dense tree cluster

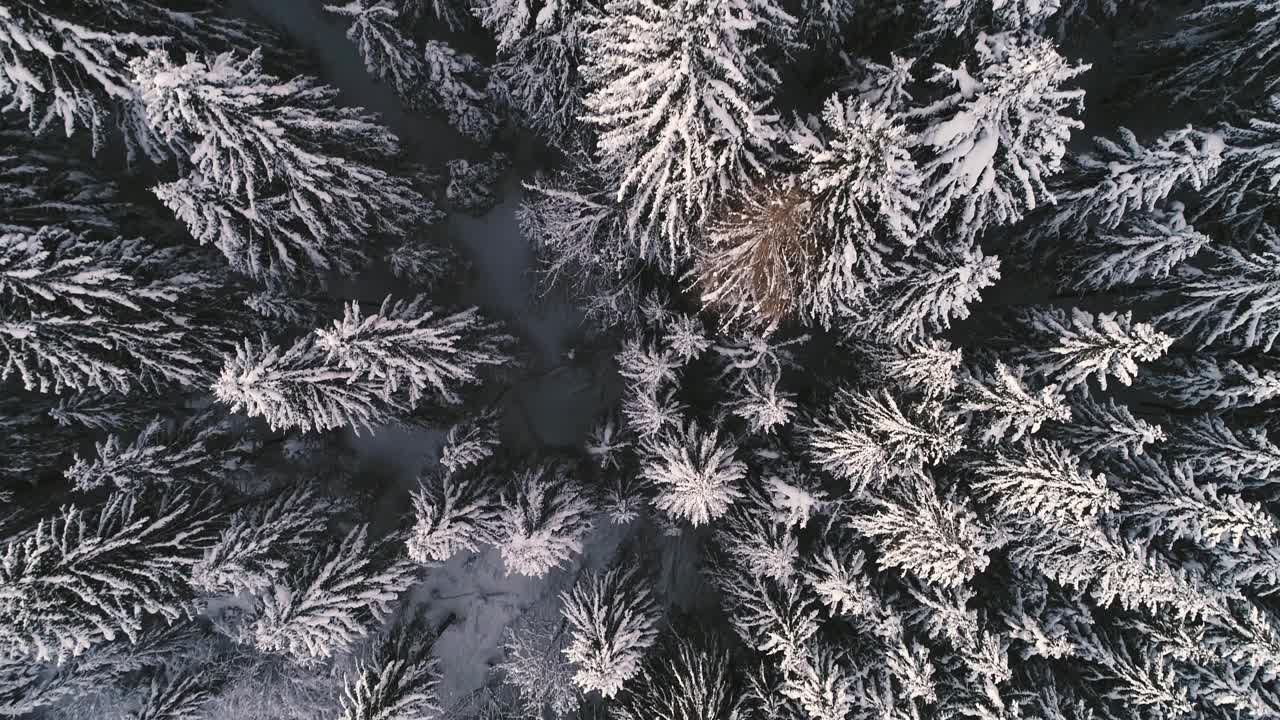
[3,1,1280,720]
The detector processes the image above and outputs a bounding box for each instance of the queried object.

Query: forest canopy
[2,1,1279,720]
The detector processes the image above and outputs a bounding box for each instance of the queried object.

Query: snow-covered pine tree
[560,564,660,697]
[846,240,1001,342]
[959,362,1071,445]
[1146,0,1280,109]
[922,0,1064,41]
[520,158,637,324]
[497,462,595,576]
[697,93,922,328]
[794,95,921,295]
[1165,414,1280,492]
[865,337,963,400]
[315,296,512,407]
[850,473,993,589]
[581,0,795,267]
[0,0,279,161]
[1061,203,1212,292]
[970,439,1117,528]
[1046,392,1164,462]
[0,389,120,484]
[610,634,741,720]
[219,295,508,432]
[0,624,195,718]
[439,409,502,474]
[913,32,1087,242]
[0,228,213,394]
[1109,454,1275,552]
[327,1,500,145]
[213,334,396,434]
[488,4,586,148]
[0,1,165,157]
[711,556,819,668]
[1006,521,1229,620]
[1156,226,1280,351]
[1196,95,1280,239]
[132,49,430,281]
[728,364,797,434]
[640,421,747,526]
[129,667,214,720]
[1015,308,1173,391]
[802,538,874,619]
[1034,127,1224,243]
[446,154,509,214]
[471,0,572,50]
[794,0,855,48]
[407,467,502,563]
[807,388,961,494]
[0,134,133,234]
[1143,355,1280,410]
[191,485,331,597]
[401,0,470,30]
[777,640,860,720]
[497,610,581,719]
[337,612,440,720]
[63,415,226,493]
[421,41,497,144]
[251,525,418,662]
[716,498,801,581]
[0,491,219,662]
[326,1,429,106]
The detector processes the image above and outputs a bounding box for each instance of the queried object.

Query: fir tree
[807,389,961,494]
[971,439,1118,528]
[407,468,503,563]
[1197,96,1280,238]
[497,610,581,720]
[497,462,595,576]
[1017,308,1173,391]
[214,334,397,434]
[132,49,430,280]
[850,475,992,589]
[420,41,497,144]
[610,635,742,720]
[337,613,441,720]
[959,362,1071,445]
[913,32,1087,242]
[0,1,163,157]
[1047,393,1164,462]
[847,241,1001,342]
[251,525,418,662]
[1062,204,1212,292]
[581,0,795,266]
[1036,127,1224,242]
[315,297,512,407]
[1146,0,1280,109]
[64,416,224,493]
[0,491,218,662]
[326,1,429,107]
[1157,227,1280,350]
[191,486,331,597]
[561,565,660,697]
[640,421,747,526]
[488,9,586,148]
[1,228,212,394]
[129,668,213,720]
